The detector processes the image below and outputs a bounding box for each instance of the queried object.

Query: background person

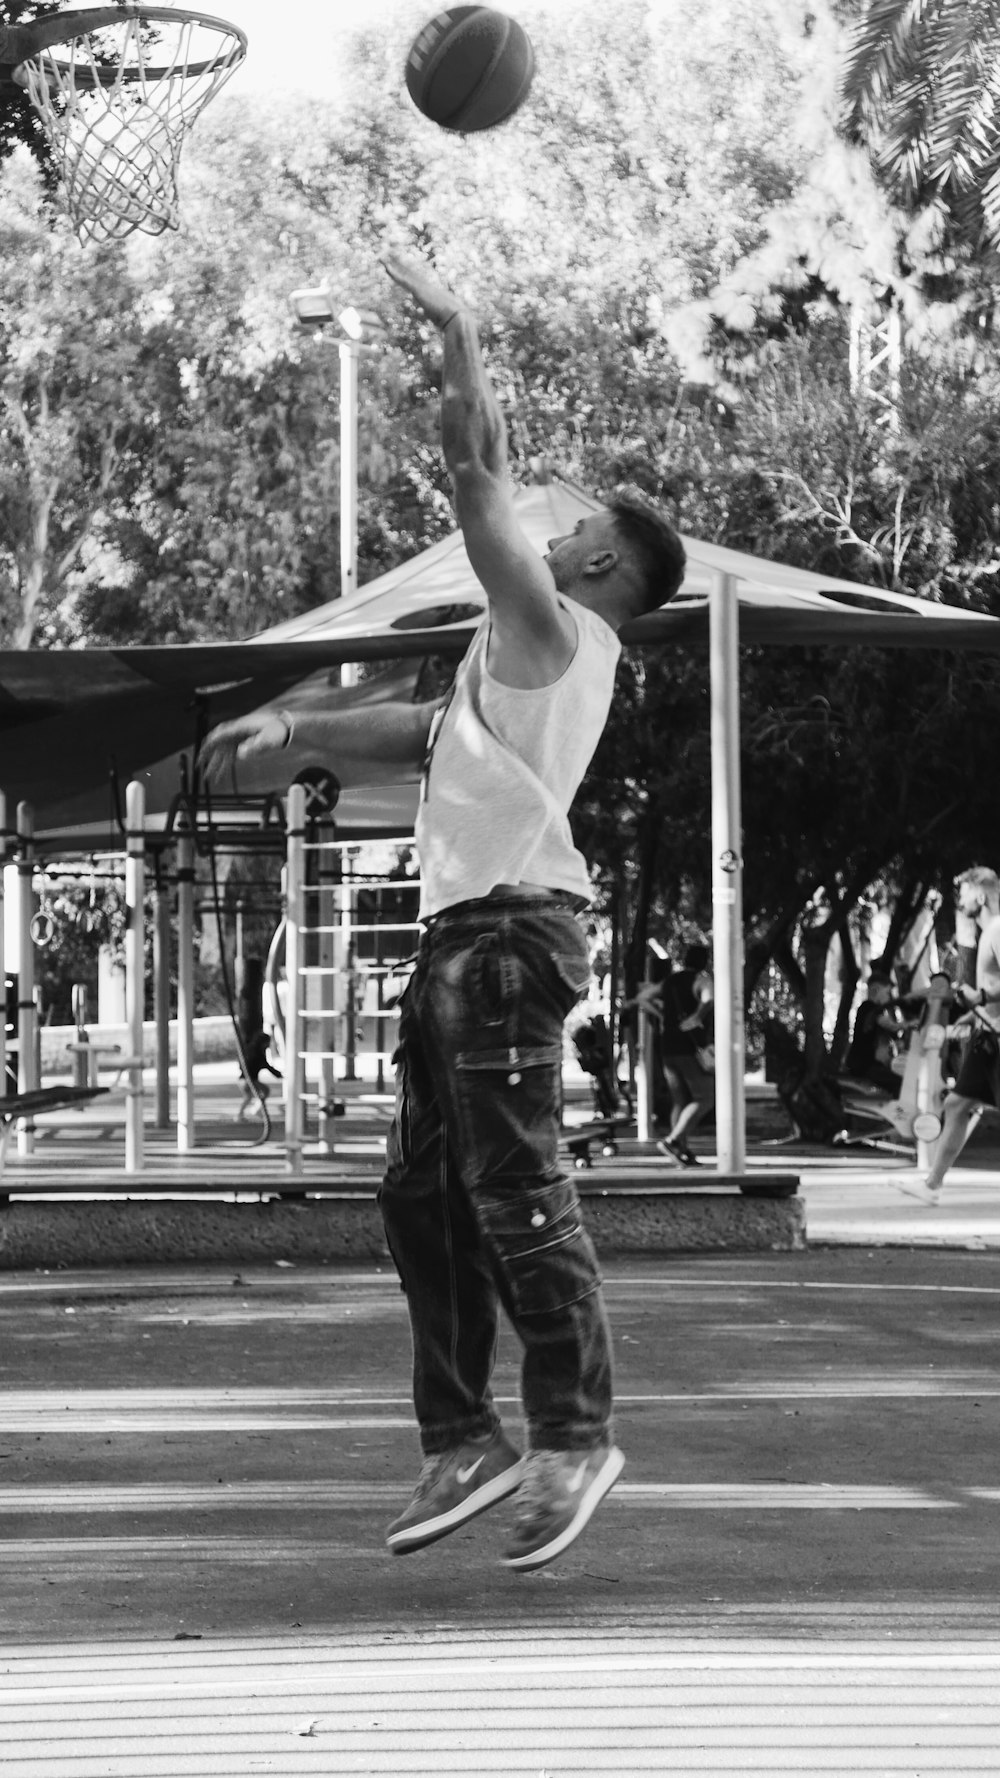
[658,945,715,1166]
[919,867,1000,1202]
[631,942,715,1166]
[845,964,906,1097]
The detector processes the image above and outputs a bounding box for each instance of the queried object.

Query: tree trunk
[622,798,662,994]
[16,482,55,648]
[772,929,805,1004]
[829,912,859,1069]
[800,916,832,1079]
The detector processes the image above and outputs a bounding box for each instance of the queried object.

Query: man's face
[957,880,983,918]
[544,514,617,594]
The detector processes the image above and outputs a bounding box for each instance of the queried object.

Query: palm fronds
[841,0,1000,249]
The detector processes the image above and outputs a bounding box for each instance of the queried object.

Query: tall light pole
[287,288,386,1099]
[289,287,386,688]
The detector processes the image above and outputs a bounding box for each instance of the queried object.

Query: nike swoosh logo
[456,1455,487,1486]
[566,1460,590,1494]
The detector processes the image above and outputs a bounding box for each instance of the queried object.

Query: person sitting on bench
[846,965,906,1097]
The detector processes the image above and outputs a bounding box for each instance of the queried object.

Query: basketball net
[14,8,247,244]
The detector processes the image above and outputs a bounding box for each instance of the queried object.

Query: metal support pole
[0,792,6,1098]
[635,951,654,1143]
[339,337,359,603]
[342,846,358,1082]
[124,781,145,1174]
[234,898,245,999]
[709,571,746,1173]
[339,336,359,691]
[317,821,338,1152]
[153,868,171,1129]
[16,802,36,1155]
[284,784,306,1176]
[176,820,196,1152]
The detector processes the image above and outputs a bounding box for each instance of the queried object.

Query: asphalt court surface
[5,1252,1000,1773]
[1,1249,999,1643]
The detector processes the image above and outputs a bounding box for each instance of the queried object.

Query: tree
[0,156,158,645]
[78,0,810,642]
[119,5,1000,1039]
[570,303,1000,1075]
[0,0,63,173]
[8,0,1000,1082]
[841,0,1000,263]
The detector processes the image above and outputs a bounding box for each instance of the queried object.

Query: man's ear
[583,548,618,577]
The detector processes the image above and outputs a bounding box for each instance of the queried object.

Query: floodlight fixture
[289,285,335,329]
[289,290,386,340]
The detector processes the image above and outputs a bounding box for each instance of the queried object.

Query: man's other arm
[199,699,437,790]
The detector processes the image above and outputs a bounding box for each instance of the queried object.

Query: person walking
[634,943,715,1165]
[918,868,1000,1202]
[200,251,686,1569]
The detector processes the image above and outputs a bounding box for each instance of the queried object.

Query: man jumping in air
[201,253,685,1569]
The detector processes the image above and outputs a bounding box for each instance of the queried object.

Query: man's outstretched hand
[199,709,290,789]
[382,251,466,329]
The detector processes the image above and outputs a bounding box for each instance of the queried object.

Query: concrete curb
[0,1190,805,1268]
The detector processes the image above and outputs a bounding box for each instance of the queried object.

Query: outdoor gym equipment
[838,970,954,1165]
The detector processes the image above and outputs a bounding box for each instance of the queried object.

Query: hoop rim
[0,6,248,79]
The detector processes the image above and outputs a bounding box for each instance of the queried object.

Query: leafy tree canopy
[0,1,63,172]
[840,0,1000,265]
[4,0,1000,1061]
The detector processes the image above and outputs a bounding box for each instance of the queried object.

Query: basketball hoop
[0,6,247,244]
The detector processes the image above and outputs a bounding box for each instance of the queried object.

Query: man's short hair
[607,493,686,615]
[956,865,1000,897]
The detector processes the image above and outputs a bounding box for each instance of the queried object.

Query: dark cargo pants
[379,896,615,1456]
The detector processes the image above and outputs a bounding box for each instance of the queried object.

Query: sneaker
[900,1180,942,1206]
[656,1136,698,1167]
[503,1443,625,1572]
[386,1427,523,1555]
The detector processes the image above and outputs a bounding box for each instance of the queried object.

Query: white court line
[1,1379,998,1406]
[1,1383,998,1433]
[2,1398,999,1431]
[0,1481,963,1512]
[0,1537,383,1567]
[4,1272,1000,1297]
[608,1277,1000,1296]
[4,1632,1000,1673]
[2,1638,1000,1704]
[0,1415,418,1431]
[5,1273,996,1301]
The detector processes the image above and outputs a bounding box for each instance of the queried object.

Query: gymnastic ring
[29,910,56,947]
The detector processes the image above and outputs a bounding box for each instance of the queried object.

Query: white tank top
[415,603,621,920]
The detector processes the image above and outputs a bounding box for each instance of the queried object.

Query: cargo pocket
[473,1173,602,1318]
[455,1041,564,1089]
[550,928,593,1015]
[451,1041,564,1191]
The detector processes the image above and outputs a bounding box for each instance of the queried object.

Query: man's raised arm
[382,253,573,675]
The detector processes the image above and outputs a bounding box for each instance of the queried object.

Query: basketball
[405,7,534,133]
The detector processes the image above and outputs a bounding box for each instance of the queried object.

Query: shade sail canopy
[3,474,1000,845]
[248,475,1000,653]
